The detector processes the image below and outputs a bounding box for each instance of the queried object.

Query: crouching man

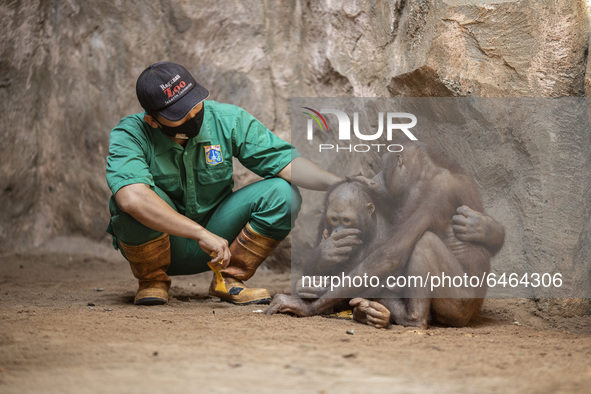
[106,61,339,306]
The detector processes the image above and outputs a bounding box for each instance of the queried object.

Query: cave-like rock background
[1,0,590,315]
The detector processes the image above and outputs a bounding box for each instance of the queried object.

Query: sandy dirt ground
[1,237,590,394]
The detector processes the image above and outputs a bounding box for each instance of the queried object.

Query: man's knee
[110,210,164,247]
[108,186,176,247]
[248,178,301,239]
[262,178,302,218]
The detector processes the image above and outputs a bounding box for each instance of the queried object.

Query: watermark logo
[302,107,418,153]
[302,107,328,133]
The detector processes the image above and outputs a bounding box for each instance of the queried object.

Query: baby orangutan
[266,142,505,329]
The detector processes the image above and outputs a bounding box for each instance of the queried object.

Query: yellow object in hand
[208,252,227,293]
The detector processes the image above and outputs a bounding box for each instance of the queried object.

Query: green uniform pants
[108,178,301,276]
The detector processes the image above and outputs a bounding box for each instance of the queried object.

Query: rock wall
[0,0,589,312]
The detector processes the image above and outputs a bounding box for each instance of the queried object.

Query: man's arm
[114,183,231,265]
[276,157,342,191]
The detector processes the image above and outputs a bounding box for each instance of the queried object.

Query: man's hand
[115,184,234,263]
[195,228,231,267]
[318,228,362,266]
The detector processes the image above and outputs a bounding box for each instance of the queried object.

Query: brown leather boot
[209,223,280,305]
[119,234,171,306]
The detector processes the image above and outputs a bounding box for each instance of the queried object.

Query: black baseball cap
[136,61,210,122]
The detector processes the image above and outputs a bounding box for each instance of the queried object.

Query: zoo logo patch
[204,145,223,166]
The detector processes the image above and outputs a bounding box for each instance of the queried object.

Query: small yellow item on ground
[208,252,227,293]
[327,310,353,319]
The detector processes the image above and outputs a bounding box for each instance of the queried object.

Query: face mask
[158,105,205,139]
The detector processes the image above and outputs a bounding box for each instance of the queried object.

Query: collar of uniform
[147,112,212,154]
[192,124,211,144]
[181,125,211,153]
[152,128,211,155]
[152,127,184,155]
[192,104,212,144]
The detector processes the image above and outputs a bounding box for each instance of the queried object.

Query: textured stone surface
[0,0,589,313]
[291,97,591,304]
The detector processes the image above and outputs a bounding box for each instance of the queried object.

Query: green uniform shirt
[106,100,299,225]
